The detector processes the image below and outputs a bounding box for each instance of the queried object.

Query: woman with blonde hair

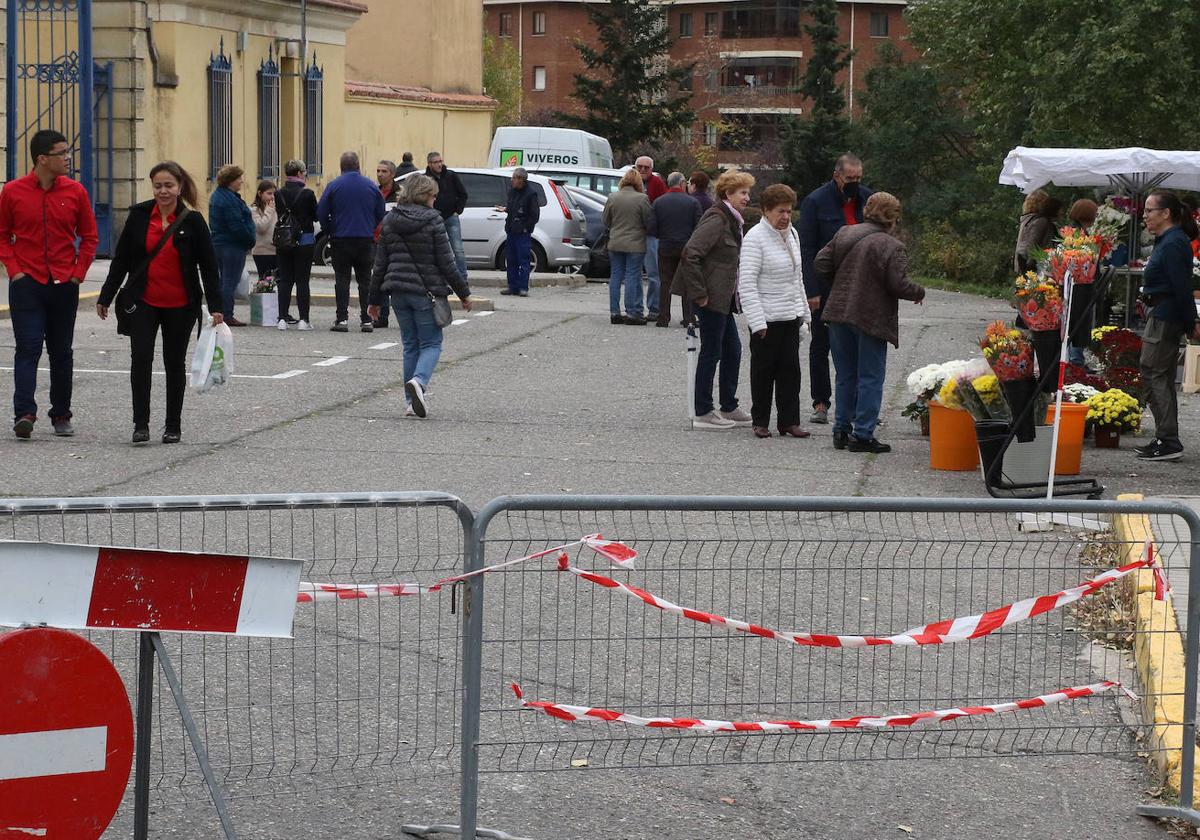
[817,192,925,453]
[602,168,656,324]
[675,168,755,430]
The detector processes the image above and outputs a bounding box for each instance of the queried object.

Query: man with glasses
[798,152,873,427]
[425,152,469,283]
[0,129,98,439]
[634,156,668,321]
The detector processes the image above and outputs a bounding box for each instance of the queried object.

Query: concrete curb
[1114,491,1200,802]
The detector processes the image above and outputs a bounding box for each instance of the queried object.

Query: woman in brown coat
[816,192,925,453]
[1013,189,1063,275]
[674,169,755,430]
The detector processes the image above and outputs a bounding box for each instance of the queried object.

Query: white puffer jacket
[738,218,812,334]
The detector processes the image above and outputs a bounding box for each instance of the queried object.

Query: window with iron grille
[304,58,324,178]
[257,49,281,179]
[207,41,233,180]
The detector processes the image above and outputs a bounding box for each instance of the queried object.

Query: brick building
[483,0,915,167]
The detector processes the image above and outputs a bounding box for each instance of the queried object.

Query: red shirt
[645,174,668,203]
[142,209,189,308]
[0,172,98,284]
[842,198,859,227]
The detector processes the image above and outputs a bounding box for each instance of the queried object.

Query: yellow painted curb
[1114,492,1200,802]
[0,290,99,320]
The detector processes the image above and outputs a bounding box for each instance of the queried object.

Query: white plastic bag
[190,315,234,394]
[235,266,250,301]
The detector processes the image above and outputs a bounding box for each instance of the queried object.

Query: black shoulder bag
[114,208,191,336]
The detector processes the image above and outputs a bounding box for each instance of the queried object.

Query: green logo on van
[500,149,524,167]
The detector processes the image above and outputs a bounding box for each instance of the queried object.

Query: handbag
[272,189,299,253]
[396,226,455,329]
[114,208,191,336]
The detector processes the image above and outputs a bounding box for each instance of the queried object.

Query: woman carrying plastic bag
[97,161,223,445]
[191,311,234,394]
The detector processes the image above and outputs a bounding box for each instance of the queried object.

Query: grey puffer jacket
[369,204,470,305]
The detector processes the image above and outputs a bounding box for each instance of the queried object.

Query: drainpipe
[518,2,524,119]
[847,1,855,115]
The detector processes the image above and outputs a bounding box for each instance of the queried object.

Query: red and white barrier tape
[294,534,637,603]
[1148,540,1172,602]
[554,542,1162,648]
[511,680,1137,732]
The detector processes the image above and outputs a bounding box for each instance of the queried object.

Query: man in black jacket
[797,153,874,424]
[500,168,539,296]
[653,172,701,327]
[396,152,417,176]
[425,151,469,282]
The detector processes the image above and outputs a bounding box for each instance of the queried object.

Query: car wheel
[531,243,549,274]
[314,234,332,266]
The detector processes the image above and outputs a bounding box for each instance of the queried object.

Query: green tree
[559,0,694,162]
[781,0,853,198]
[482,31,521,129]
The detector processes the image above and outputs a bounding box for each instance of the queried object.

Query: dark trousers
[506,232,532,292]
[694,305,742,416]
[1140,315,1184,447]
[749,318,802,428]
[331,238,374,323]
[128,303,196,433]
[253,254,278,281]
[215,244,247,319]
[276,244,314,321]
[808,305,833,408]
[657,248,687,324]
[9,275,78,421]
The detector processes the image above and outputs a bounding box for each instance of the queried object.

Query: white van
[488,126,614,170]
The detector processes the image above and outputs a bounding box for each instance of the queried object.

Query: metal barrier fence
[463,496,1200,839]
[0,492,472,839]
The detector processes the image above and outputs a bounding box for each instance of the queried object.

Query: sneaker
[361,321,374,333]
[610,314,626,325]
[277,318,288,331]
[297,320,314,331]
[848,436,891,454]
[405,378,428,418]
[833,429,850,450]
[517,290,528,297]
[692,411,735,431]
[718,407,753,426]
[131,426,150,446]
[52,419,75,437]
[13,415,34,440]
[624,314,647,326]
[1136,441,1183,461]
[810,405,830,424]
[1133,438,1162,456]
[331,320,349,332]
[284,315,300,325]
[404,404,416,418]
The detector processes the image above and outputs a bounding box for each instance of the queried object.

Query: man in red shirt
[0,129,99,439]
[635,155,668,320]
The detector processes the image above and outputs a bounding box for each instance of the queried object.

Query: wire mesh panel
[472,498,1196,784]
[0,492,470,836]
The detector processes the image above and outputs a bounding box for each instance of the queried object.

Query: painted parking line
[450,318,470,326]
[472,311,494,317]
[369,342,399,350]
[312,356,350,367]
[0,366,307,380]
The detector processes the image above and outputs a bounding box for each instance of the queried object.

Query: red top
[0,172,98,284]
[645,174,668,203]
[842,198,859,227]
[142,209,188,308]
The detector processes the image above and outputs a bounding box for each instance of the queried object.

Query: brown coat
[1014,212,1056,274]
[673,202,743,314]
[816,222,925,348]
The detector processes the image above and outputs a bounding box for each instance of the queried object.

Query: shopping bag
[191,315,234,393]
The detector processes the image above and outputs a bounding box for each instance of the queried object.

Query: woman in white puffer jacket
[737,183,813,439]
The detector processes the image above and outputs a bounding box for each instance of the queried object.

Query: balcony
[719,85,801,97]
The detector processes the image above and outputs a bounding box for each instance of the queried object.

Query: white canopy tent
[999,146,1200,194]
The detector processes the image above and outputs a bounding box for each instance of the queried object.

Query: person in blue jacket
[208,165,256,326]
[1135,190,1200,462]
[797,153,874,425]
[317,151,387,331]
[499,168,540,296]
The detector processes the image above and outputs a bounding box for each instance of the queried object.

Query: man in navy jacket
[317,151,385,331]
[797,153,874,424]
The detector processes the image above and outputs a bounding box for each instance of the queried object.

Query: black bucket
[1000,378,1039,442]
[1031,330,1061,393]
[1067,282,1095,347]
[975,420,1011,484]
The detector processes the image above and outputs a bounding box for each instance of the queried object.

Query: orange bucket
[1044,403,1088,475]
[928,403,980,471]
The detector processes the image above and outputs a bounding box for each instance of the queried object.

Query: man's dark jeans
[331,238,374,324]
[808,304,833,409]
[9,275,78,422]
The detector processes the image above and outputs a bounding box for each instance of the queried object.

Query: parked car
[564,185,610,279]
[391,167,589,272]
[312,200,396,267]
[524,165,628,197]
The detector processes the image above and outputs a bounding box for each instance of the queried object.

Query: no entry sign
[0,628,134,839]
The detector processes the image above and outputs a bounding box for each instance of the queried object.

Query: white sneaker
[297,320,313,331]
[718,407,752,426]
[277,318,288,331]
[692,411,735,431]
[404,404,416,418]
[405,378,428,418]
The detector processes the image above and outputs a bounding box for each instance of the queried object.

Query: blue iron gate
[6,0,113,255]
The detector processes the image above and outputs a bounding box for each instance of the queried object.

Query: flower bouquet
[904,360,974,432]
[981,321,1037,441]
[1062,383,1100,405]
[1048,227,1100,285]
[1089,326,1144,397]
[1013,270,1062,331]
[1084,388,1141,447]
[252,273,277,295]
[1089,200,1131,259]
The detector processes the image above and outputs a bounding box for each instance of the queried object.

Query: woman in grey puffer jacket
[368,174,473,418]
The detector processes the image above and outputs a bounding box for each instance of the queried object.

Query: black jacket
[396,161,418,176]
[653,189,702,253]
[505,184,540,235]
[797,179,875,298]
[274,180,318,236]
[369,204,471,304]
[98,200,221,328]
[1142,225,1197,331]
[426,167,468,219]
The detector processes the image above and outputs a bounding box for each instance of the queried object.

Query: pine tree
[559,0,694,163]
[782,0,853,198]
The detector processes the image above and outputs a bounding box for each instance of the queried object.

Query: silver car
[397,167,589,272]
